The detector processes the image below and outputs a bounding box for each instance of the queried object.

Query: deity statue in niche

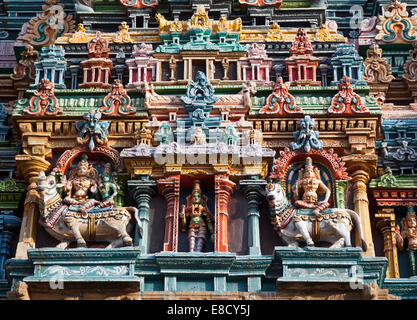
[395,205,417,276]
[180,180,215,252]
[292,157,331,217]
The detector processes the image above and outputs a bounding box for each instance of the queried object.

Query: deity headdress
[407,204,417,220]
[400,204,417,235]
[304,157,313,169]
[68,155,98,182]
[298,157,321,180]
[192,180,202,196]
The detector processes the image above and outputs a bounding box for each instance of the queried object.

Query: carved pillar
[350,169,375,257]
[0,212,21,279]
[335,180,348,209]
[157,175,180,252]
[240,179,266,255]
[375,208,399,279]
[128,177,156,253]
[214,175,236,252]
[14,156,50,258]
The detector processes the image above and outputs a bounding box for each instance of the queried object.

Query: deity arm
[203,209,215,234]
[395,225,404,251]
[90,179,97,194]
[65,180,73,198]
[180,205,187,232]
[318,181,331,203]
[292,181,301,200]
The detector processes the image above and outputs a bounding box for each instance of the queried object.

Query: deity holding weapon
[180,180,215,252]
[395,205,417,277]
[292,157,331,217]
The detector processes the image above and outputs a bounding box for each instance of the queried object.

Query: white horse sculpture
[265,180,367,250]
[36,171,141,249]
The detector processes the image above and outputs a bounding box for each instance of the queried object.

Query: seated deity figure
[292,157,331,216]
[63,155,102,215]
[395,205,417,276]
[180,180,215,252]
[97,162,118,208]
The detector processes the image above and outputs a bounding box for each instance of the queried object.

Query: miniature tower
[32,45,67,89]
[330,44,367,86]
[285,28,320,86]
[79,31,113,89]
[240,43,273,85]
[126,43,157,87]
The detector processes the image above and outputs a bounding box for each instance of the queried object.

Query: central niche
[192,60,207,80]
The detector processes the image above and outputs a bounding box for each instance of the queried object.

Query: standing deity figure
[395,205,417,277]
[292,157,331,216]
[98,162,118,208]
[63,155,101,215]
[180,180,215,252]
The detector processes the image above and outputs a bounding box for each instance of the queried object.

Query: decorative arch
[53,144,122,175]
[270,147,351,182]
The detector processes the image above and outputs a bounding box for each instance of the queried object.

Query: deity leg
[214,175,236,252]
[194,225,207,253]
[408,250,417,277]
[188,229,196,252]
[158,175,180,252]
[129,177,156,253]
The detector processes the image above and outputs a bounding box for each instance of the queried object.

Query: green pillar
[128,177,156,253]
[240,179,267,256]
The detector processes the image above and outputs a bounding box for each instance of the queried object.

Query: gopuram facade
[0,0,416,300]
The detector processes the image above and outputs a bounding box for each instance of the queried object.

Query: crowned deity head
[192,180,203,205]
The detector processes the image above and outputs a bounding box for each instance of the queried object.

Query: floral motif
[403,45,417,82]
[88,31,110,58]
[375,0,417,43]
[101,80,136,115]
[120,0,158,8]
[24,79,62,116]
[10,45,39,81]
[328,76,369,114]
[69,23,88,43]
[290,28,314,56]
[21,0,76,46]
[363,44,395,83]
[114,21,133,43]
[238,0,282,8]
[259,77,302,115]
[266,22,283,41]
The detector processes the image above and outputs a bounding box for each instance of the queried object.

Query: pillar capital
[240,179,267,256]
[342,154,378,179]
[240,180,266,200]
[128,177,157,200]
[128,177,156,252]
